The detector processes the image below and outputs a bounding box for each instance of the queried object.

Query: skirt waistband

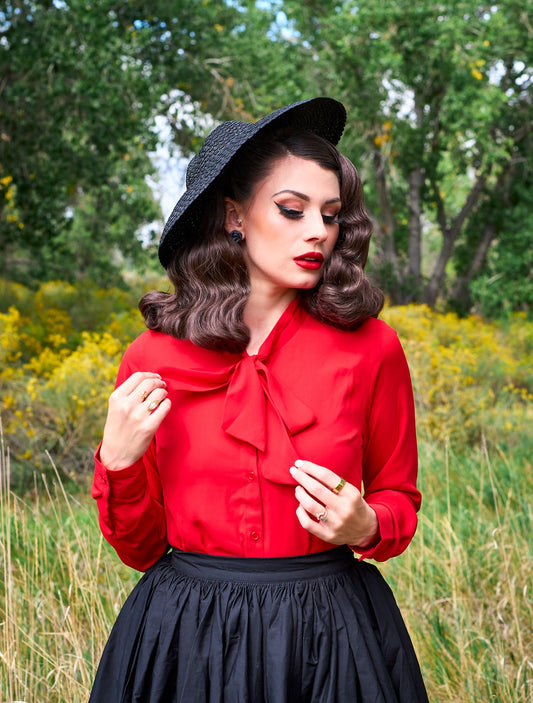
[168,546,358,584]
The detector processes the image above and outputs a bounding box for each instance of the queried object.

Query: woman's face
[227,154,341,298]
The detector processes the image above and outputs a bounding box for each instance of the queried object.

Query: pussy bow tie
[159,301,316,484]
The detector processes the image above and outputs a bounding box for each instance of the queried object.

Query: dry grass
[1,427,532,701]
[0,426,137,702]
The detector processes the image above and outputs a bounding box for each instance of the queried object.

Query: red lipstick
[294,252,324,270]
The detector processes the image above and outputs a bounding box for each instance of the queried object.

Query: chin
[299,270,323,285]
[294,278,321,290]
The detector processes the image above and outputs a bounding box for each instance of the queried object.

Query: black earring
[230,230,243,243]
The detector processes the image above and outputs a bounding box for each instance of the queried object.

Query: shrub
[1,284,532,491]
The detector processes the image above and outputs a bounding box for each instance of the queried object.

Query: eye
[322,213,341,225]
[275,202,303,219]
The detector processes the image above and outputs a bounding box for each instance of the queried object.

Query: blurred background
[0,1,532,701]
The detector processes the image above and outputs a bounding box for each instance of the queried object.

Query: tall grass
[1,426,532,701]
[0,424,137,702]
[383,439,533,702]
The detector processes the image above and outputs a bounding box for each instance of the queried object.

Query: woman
[90,97,428,702]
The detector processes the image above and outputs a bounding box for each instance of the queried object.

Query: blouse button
[248,472,255,481]
[250,531,260,542]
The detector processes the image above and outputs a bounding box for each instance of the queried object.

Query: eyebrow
[272,189,341,204]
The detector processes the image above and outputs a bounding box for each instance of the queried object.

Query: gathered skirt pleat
[89,546,428,703]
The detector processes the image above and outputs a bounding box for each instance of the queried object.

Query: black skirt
[89,546,428,703]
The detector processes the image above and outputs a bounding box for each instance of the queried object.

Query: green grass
[1,431,532,701]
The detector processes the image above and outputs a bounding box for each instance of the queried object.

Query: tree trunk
[370,149,402,301]
[406,167,424,300]
[448,221,497,310]
[424,171,488,307]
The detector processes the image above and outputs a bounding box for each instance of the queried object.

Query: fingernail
[289,466,297,475]
[294,459,303,468]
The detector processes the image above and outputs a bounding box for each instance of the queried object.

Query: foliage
[0,445,137,701]
[465,170,533,317]
[1,278,532,492]
[0,279,146,489]
[0,0,167,284]
[2,0,530,310]
[383,305,533,451]
[274,0,533,308]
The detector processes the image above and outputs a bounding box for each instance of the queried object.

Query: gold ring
[147,400,159,412]
[333,477,346,494]
[141,390,148,402]
[317,508,328,522]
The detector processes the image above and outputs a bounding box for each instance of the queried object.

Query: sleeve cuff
[349,502,394,560]
[92,444,148,503]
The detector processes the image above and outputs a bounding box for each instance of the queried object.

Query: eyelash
[275,202,341,225]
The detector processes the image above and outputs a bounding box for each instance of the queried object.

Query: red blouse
[92,299,421,571]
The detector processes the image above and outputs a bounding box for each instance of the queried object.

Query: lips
[294,252,324,270]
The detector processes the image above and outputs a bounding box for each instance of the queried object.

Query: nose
[303,210,328,242]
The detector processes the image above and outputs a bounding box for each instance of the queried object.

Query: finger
[295,505,330,539]
[294,485,328,521]
[292,459,342,492]
[137,388,169,414]
[289,464,336,505]
[114,371,163,398]
[144,397,172,423]
[135,377,168,404]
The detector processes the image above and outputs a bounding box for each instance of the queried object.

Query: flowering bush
[0,280,145,489]
[383,305,533,449]
[1,280,532,490]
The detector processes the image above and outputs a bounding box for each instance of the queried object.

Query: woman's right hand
[99,371,171,471]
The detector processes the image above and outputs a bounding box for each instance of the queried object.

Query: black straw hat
[158,97,347,267]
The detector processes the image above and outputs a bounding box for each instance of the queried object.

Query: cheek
[327,230,340,253]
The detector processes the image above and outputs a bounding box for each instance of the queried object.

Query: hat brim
[158,97,347,267]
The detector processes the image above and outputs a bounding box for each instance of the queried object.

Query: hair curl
[140,128,384,352]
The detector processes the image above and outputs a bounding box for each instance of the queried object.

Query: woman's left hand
[290,459,380,548]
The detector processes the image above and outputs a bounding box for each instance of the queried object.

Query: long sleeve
[91,347,168,572]
[353,327,421,562]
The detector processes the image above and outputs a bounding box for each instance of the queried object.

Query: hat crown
[186,121,254,189]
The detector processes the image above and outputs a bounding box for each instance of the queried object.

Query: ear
[224,198,243,234]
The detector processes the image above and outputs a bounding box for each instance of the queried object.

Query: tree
[0,0,263,284]
[230,0,533,310]
[0,0,159,283]
[2,0,531,311]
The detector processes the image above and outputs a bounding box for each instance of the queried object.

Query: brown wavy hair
[140,128,384,352]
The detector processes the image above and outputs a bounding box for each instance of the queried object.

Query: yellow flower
[471,68,483,81]
[0,175,13,187]
[2,395,15,409]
